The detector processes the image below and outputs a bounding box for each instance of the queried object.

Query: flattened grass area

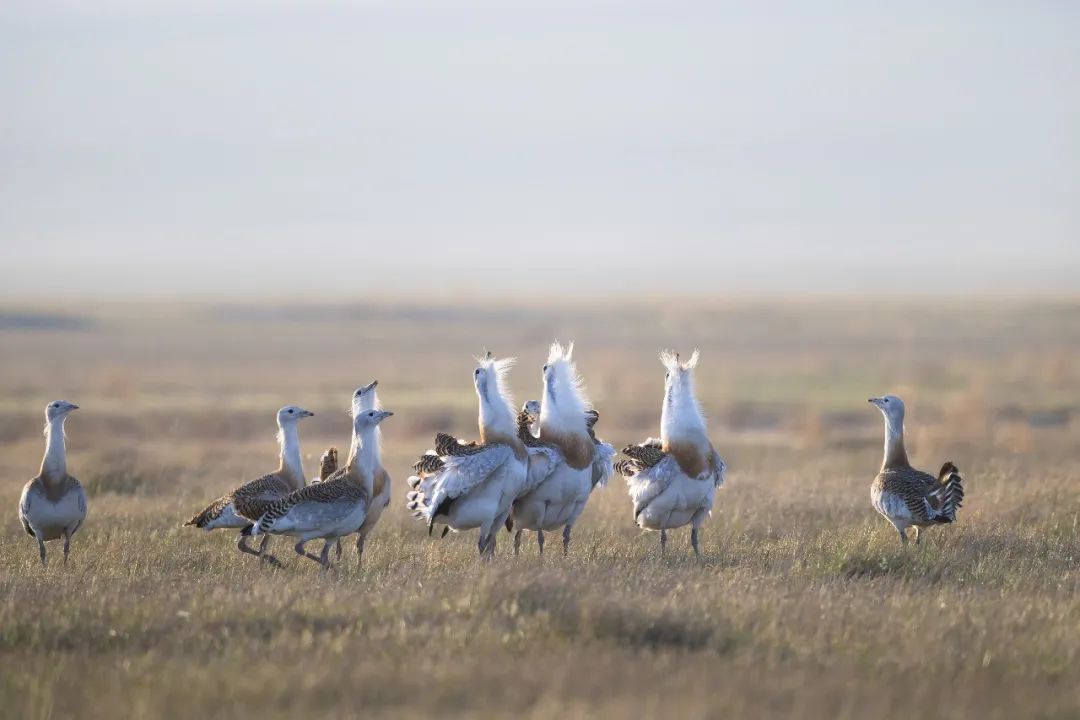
[1,299,1078,719]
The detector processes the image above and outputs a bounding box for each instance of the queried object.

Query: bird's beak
[68,404,80,411]
[868,397,881,407]
[364,380,378,392]
[302,410,315,418]
[376,410,394,422]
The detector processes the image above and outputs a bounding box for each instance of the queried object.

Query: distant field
[1,298,1078,719]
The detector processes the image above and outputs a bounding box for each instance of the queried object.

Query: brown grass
[1,298,1078,719]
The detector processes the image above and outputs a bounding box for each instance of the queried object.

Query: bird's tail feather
[931,462,964,523]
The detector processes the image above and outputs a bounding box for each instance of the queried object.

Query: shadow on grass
[505,580,735,653]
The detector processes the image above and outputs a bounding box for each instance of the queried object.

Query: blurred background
[1,0,1077,298]
[1,0,1077,485]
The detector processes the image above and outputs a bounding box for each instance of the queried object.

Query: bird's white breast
[20,482,87,541]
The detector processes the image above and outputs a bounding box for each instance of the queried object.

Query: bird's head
[352,380,379,415]
[868,395,905,424]
[277,405,314,426]
[45,400,79,423]
[523,399,541,423]
[353,408,393,433]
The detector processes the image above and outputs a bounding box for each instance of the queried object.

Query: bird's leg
[336,539,343,561]
[660,529,668,556]
[237,533,264,559]
[440,526,450,539]
[912,526,921,545]
[63,528,72,566]
[257,534,283,568]
[690,527,700,558]
[238,532,282,567]
[897,527,909,546]
[37,537,47,567]
[478,530,497,561]
[514,529,522,556]
[356,534,365,568]
[319,540,333,572]
[294,540,324,565]
[537,529,545,556]
[562,525,572,556]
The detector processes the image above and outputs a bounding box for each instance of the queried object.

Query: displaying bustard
[246,408,393,570]
[184,405,314,566]
[868,395,964,545]
[616,350,726,556]
[19,400,87,566]
[406,352,528,559]
[507,343,609,556]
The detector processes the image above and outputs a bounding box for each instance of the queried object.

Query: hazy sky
[1,1,1077,298]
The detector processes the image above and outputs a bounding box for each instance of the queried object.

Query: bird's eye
[288,409,294,414]
[883,398,890,404]
[542,365,549,372]
[52,403,59,408]
[474,369,480,376]
[665,372,669,380]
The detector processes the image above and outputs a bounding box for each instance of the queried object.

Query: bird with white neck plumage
[184,404,313,567]
[19,400,87,566]
[405,352,528,559]
[507,342,609,556]
[246,407,394,571]
[324,381,391,565]
[868,395,964,545]
[616,350,726,556]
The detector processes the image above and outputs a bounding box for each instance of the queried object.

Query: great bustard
[868,395,964,545]
[507,342,609,556]
[616,350,726,556]
[184,405,314,567]
[247,409,393,571]
[19,400,88,566]
[405,352,528,559]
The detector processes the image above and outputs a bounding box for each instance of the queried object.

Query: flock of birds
[18,343,964,569]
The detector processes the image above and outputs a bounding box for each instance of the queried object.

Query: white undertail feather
[540,341,591,437]
[659,348,708,450]
[476,353,518,441]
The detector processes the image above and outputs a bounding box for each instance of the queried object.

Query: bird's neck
[347,429,378,494]
[881,415,910,470]
[40,418,67,482]
[277,424,305,489]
